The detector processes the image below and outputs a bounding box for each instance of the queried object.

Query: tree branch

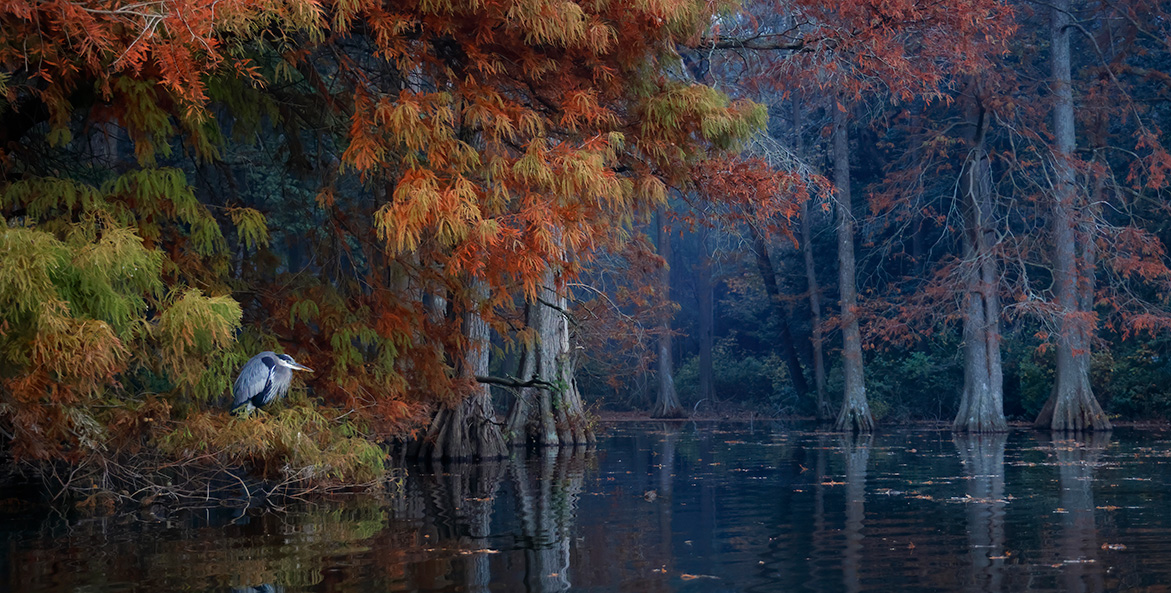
[475,375,556,390]
[691,34,830,52]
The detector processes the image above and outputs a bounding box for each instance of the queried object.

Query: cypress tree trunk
[954,103,1007,433]
[505,270,596,448]
[801,198,829,423]
[652,208,684,418]
[413,280,508,461]
[696,228,715,407]
[793,94,828,422]
[748,222,810,400]
[831,102,874,433]
[1034,0,1110,431]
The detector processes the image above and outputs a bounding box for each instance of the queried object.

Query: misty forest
[6,0,1171,500]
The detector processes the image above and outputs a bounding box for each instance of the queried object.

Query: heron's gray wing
[231,353,278,412]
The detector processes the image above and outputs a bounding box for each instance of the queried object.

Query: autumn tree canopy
[7,0,1171,496]
[0,0,771,480]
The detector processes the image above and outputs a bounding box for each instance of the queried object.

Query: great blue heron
[231,351,313,414]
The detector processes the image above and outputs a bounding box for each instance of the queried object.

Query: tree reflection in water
[954,432,1007,593]
[1049,432,1110,593]
[509,449,587,593]
[840,433,873,593]
[14,427,1171,593]
[415,459,506,592]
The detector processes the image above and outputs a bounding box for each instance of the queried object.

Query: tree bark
[748,222,810,400]
[504,270,596,448]
[831,102,874,433]
[695,227,715,406]
[954,101,1007,433]
[652,208,684,418]
[793,94,828,422]
[801,195,829,422]
[1034,0,1111,431]
[413,280,508,461]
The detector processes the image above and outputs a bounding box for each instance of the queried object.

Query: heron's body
[231,351,313,414]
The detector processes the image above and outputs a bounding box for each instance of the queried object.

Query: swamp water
[5,423,1171,592]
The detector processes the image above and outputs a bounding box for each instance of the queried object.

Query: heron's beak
[292,362,314,372]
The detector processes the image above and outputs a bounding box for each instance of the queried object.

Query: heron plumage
[231,351,313,414]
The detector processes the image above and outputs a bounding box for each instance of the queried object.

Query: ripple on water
[9,426,1171,592]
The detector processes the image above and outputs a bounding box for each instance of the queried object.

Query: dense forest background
[3,0,1171,493]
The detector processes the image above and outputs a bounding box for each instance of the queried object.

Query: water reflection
[9,426,1171,593]
[1050,432,1110,593]
[415,460,505,592]
[510,451,585,592]
[954,433,1007,593]
[842,433,872,593]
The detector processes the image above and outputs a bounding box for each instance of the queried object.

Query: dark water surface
[6,423,1171,592]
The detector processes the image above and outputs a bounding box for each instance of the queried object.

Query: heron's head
[276,353,314,372]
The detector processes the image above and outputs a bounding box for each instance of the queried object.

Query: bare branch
[474,375,556,390]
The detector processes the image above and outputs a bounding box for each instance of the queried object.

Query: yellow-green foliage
[228,207,270,250]
[0,217,158,458]
[2,169,228,260]
[161,406,387,484]
[0,171,245,461]
[156,289,244,402]
[0,216,160,384]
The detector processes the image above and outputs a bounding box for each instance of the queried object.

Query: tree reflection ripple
[6,425,1171,592]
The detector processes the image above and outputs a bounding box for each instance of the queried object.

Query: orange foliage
[692,155,818,242]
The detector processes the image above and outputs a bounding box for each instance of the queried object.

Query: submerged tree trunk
[1034,0,1110,432]
[831,102,874,433]
[653,208,684,418]
[505,270,596,448]
[954,102,1007,433]
[413,280,508,461]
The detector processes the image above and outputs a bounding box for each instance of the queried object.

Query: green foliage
[675,338,796,412]
[0,170,251,465]
[1099,343,1171,418]
[156,289,244,403]
[2,169,228,262]
[229,207,271,250]
[0,216,159,376]
[0,216,155,458]
[860,348,964,422]
[1002,341,1053,419]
